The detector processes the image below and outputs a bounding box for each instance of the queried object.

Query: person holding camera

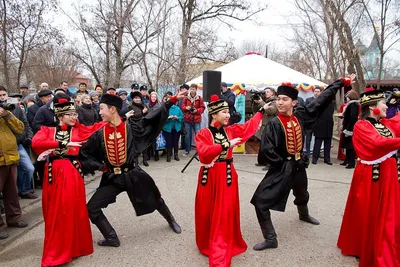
[181,84,205,156]
[0,85,28,240]
[252,87,278,169]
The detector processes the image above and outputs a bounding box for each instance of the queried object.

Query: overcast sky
[56,0,399,69]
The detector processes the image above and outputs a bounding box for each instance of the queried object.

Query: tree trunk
[326,0,365,94]
[1,0,11,89]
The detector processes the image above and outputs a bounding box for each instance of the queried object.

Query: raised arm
[296,75,353,131]
[227,112,263,142]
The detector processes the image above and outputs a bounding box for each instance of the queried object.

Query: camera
[0,102,15,111]
[189,106,196,112]
[251,92,264,102]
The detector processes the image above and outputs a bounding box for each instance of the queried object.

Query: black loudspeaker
[203,71,221,102]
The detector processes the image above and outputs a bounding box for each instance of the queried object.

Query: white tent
[187,53,327,100]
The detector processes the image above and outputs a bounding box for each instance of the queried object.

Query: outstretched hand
[348,73,356,84]
[176,91,188,100]
[229,137,242,147]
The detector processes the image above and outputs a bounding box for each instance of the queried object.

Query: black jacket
[341,101,359,149]
[312,102,334,138]
[80,100,174,216]
[27,100,44,127]
[32,100,57,134]
[11,106,32,146]
[251,79,344,212]
[76,103,97,126]
[221,90,236,115]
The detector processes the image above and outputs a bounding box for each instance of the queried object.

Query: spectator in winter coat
[118,90,129,118]
[128,91,150,166]
[221,82,236,116]
[32,93,71,134]
[27,90,53,128]
[181,84,205,156]
[177,84,189,150]
[163,92,184,162]
[76,94,97,126]
[91,92,100,121]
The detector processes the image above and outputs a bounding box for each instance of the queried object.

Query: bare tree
[361,0,400,89]
[0,0,61,89]
[176,0,267,84]
[25,44,80,89]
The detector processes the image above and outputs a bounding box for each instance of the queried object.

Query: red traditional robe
[32,122,105,267]
[337,113,400,267]
[195,112,263,267]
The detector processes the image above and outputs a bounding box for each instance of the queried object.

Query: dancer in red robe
[32,93,105,267]
[337,88,400,267]
[195,95,269,267]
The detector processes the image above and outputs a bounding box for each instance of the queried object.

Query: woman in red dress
[195,95,268,267]
[32,94,105,267]
[337,88,400,266]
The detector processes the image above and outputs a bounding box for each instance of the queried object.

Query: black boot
[154,151,159,161]
[95,218,120,247]
[166,148,172,162]
[253,209,278,251]
[157,201,181,234]
[174,148,180,161]
[143,153,149,167]
[297,205,320,225]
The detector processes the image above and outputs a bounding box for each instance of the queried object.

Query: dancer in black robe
[79,92,186,247]
[251,74,355,251]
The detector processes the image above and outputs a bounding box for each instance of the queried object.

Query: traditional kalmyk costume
[79,94,181,248]
[195,95,264,267]
[251,78,350,250]
[32,99,105,267]
[337,89,400,267]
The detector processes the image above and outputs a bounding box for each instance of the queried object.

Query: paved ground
[0,147,358,267]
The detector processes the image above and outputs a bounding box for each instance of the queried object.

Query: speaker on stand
[181,70,222,173]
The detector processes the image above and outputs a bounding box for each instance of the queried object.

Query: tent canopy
[187,54,327,89]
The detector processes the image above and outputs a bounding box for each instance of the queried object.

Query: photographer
[181,84,205,156]
[252,87,278,139]
[252,87,278,168]
[0,85,28,240]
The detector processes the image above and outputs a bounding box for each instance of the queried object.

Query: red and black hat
[54,98,75,115]
[360,87,385,106]
[207,95,229,115]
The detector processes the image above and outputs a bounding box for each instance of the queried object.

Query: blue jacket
[163,105,184,133]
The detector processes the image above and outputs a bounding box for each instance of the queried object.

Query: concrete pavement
[0,150,358,267]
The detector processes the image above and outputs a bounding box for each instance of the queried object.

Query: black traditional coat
[251,79,344,212]
[79,100,172,216]
[341,101,359,149]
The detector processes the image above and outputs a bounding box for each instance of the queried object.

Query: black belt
[47,155,83,184]
[201,158,233,186]
[107,165,134,175]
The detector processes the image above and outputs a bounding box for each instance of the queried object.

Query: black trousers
[163,129,180,152]
[252,161,310,213]
[345,148,355,167]
[312,137,332,163]
[87,177,164,224]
